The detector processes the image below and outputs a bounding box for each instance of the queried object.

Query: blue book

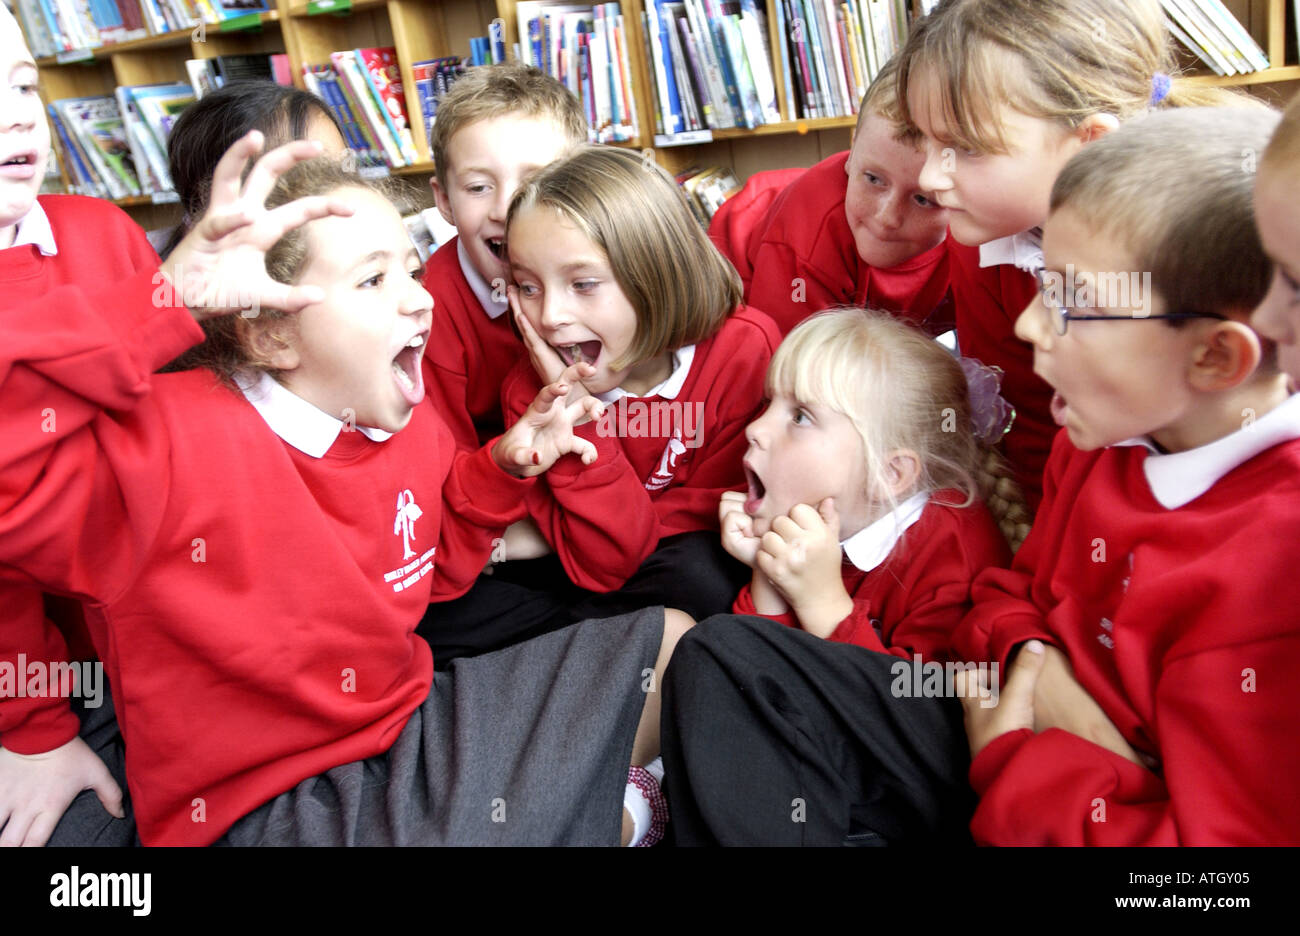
[651,0,684,132]
[489,18,506,63]
[529,18,544,72]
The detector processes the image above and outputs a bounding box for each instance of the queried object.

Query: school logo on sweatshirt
[645,430,691,491]
[384,490,435,593]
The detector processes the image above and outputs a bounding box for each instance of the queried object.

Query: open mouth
[485,237,505,260]
[392,332,427,405]
[2,153,33,166]
[554,340,602,367]
[744,464,766,514]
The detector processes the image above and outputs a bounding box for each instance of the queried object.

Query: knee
[661,607,696,652]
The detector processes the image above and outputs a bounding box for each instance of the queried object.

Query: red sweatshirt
[735,491,1010,662]
[708,166,805,286]
[953,407,1300,845]
[0,195,160,751]
[947,240,1052,511]
[500,305,781,592]
[711,152,951,337]
[421,236,524,451]
[0,288,533,845]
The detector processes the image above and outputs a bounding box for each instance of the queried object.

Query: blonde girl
[662,309,1022,846]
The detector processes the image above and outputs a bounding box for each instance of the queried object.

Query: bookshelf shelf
[708,114,857,140]
[1188,63,1300,86]
[33,12,282,68]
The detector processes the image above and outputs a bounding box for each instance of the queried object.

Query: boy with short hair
[421,63,587,451]
[709,59,952,337]
[956,106,1300,845]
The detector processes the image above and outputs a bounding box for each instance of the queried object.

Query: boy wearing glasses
[953,107,1300,844]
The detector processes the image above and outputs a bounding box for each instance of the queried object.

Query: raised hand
[161,131,355,321]
[494,362,606,478]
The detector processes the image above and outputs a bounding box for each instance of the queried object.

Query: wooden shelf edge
[1185,65,1300,87]
[706,114,857,141]
[288,0,389,18]
[35,12,281,67]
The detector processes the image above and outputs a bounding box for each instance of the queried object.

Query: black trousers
[660,615,976,846]
[418,531,750,669]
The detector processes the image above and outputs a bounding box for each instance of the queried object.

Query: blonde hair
[857,56,922,148]
[1052,107,1279,330]
[167,158,415,381]
[769,310,1030,549]
[507,145,742,372]
[896,0,1258,155]
[430,62,587,191]
[1261,92,1300,174]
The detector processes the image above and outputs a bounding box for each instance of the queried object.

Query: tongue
[393,347,425,406]
[1050,391,1068,427]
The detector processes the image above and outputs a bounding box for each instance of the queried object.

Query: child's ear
[242,317,300,373]
[430,177,456,227]
[1074,112,1120,145]
[883,449,923,499]
[1188,319,1263,392]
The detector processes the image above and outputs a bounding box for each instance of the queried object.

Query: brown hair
[430,62,588,191]
[895,0,1259,155]
[1261,92,1300,174]
[768,309,1030,550]
[857,56,922,148]
[167,158,415,381]
[1051,106,1280,330]
[506,145,742,372]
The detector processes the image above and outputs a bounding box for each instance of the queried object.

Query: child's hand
[754,498,853,638]
[1032,644,1158,771]
[511,287,571,387]
[497,517,554,562]
[957,639,1045,760]
[0,737,124,847]
[162,131,355,321]
[493,363,606,478]
[719,491,761,567]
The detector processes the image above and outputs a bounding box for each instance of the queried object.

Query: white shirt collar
[239,370,393,458]
[594,344,696,403]
[979,227,1042,274]
[457,238,508,320]
[841,491,931,573]
[10,200,57,256]
[1109,394,1300,509]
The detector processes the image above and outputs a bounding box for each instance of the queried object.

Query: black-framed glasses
[1032,267,1228,336]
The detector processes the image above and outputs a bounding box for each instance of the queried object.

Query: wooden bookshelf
[23,0,1300,216]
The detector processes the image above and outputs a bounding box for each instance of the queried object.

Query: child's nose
[538,292,571,331]
[875,191,906,231]
[404,278,435,317]
[917,142,952,194]
[1014,293,1051,349]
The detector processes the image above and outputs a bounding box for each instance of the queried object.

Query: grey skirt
[218,607,665,846]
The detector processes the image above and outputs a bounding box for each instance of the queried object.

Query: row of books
[515,2,640,143]
[14,0,269,58]
[1161,0,1270,75]
[411,57,469,150]
[676,165,741,229]
[47,84,195,200]
[773,0,909,121]
[300,47,418,171]
[643,0,909,138]
[185,53,293,98]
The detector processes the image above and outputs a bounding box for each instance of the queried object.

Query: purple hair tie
[959,357,1016,447]
[1150,72,1172,107]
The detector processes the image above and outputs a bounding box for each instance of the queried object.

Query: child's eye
[517,283,539,298]
[409,267,425,283]
[864,172,883,186]
[573,280,598,293]
[791,407,812,426]
[914,193,935,208]
[16,83,38,95]
[466,183,490,195]
[360,272,384,288]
